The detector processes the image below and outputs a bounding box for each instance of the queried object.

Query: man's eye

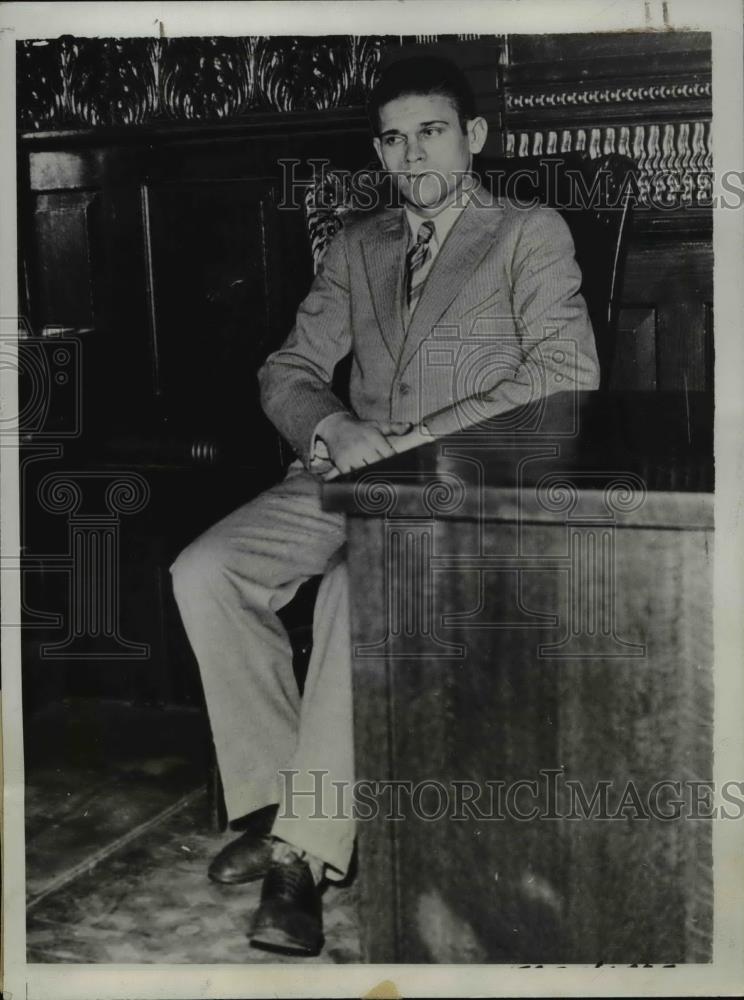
[383,135,403,146]
[422,127,442,137]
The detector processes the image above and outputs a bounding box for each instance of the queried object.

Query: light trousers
[170,462,356,879]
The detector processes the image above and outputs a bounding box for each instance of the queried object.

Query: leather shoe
[249,857,324,956]
[208,804,277,885]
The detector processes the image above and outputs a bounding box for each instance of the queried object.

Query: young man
[171,55,599,956]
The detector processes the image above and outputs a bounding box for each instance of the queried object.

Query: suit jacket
[258,189,600,465]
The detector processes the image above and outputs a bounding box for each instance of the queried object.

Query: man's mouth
[400,171,434,184]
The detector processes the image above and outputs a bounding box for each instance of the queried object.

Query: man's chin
[400,185,449,213]
[398,175,464,213]
[404,197,446,214]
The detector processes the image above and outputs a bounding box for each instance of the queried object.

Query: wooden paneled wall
[500,32,713,395]
[16,32,712,705]
[17,112,374,707]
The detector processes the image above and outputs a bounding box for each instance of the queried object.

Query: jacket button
[398,382,410,395]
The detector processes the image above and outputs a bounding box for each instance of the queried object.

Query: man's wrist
[308,410,353,469]
[313,411,352,443]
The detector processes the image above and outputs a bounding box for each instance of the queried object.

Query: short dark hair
[367,55,476,135]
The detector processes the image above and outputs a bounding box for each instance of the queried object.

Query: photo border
[2,2,742,997]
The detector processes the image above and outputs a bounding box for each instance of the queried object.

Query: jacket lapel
[397,197,505,377]
[361,211,408,363]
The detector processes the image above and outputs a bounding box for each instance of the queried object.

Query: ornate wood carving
[506,79,711,114]
[505,121,712,208]
[18,34,712,215]
[70,37,160,127]
[501,36,712,213]
[17,34,399,129]
[254,36,355,112]
[160,37,253,119]
[304,165,384,272]
[17,37,74,130]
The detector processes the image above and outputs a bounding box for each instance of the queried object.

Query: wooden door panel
[32,190,101,332]
[141,177,284,456]
[620,239,712,392]
[611,306,657,391]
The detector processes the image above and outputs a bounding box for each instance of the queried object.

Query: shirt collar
[404,185,472,247]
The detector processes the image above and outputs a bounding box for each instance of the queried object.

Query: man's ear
[467,116,488,156]
[372,136,385,167]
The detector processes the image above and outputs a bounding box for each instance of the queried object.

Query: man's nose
[405,138,424,163]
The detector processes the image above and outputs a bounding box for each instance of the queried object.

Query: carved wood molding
[506,78,711,117]
[17,35,390,129]
[505,121,713,209]
[19,34,714,215]
[501,37,712,214]
[304,165,386,272]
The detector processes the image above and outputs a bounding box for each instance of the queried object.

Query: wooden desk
[324,391,713,964]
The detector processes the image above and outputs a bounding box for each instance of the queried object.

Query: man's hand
[318,413,412,477]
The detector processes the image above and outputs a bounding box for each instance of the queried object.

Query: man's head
[368,56,488,216]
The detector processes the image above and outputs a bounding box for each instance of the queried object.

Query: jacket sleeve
[258,228,354,465]
[423,207,600,439]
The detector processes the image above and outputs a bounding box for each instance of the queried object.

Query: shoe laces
[272,840,324,884]
[264,854,313,900]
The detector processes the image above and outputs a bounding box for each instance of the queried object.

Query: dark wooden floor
[25,699,361,963]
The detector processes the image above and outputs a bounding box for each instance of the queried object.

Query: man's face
[373,92,487,215]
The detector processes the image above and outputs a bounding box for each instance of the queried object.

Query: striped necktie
[406,219,436,314]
